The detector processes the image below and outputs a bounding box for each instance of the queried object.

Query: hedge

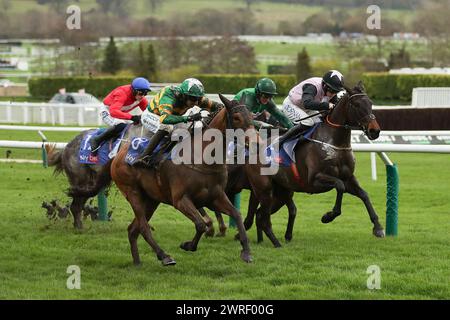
[29,73,450,102]
[29,75,297,100]
[362,73,450,102]
[28,77,134,99]
[194,74,297,96]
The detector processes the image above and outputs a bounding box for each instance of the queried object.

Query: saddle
[126,135,176,168]
[79,127,127,165]
[269,124,319,165]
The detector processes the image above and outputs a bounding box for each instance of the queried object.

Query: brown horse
[244,82,384,247]
[110,94,255,266]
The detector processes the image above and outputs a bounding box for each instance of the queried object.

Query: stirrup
[133,154,151,166]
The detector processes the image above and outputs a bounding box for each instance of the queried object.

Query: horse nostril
[369,128,380,139]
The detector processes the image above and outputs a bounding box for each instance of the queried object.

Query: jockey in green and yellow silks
[135,78,223,165]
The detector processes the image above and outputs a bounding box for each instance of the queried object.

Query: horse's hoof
[215,230,226,237]
[180,241,196,252]
[162,256,176,266]
[321,211,338,224]
[373,229,385,238]
[284,234,292,242]
[133,261,142,267]
[205,228,215,238]
[240,251,253,263]
[73,222,83,230]
[273,241,282,248]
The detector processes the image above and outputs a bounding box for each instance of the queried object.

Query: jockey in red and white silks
[101,83,149,127]
[90,77,151,155]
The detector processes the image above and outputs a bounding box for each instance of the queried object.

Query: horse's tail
[45,143,64,175]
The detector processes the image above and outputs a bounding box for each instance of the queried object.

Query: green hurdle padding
[229,193,241,228]
[98,189,109,221]
[39,132,48,169]
[385,164,399,236]
[41,144,48,168]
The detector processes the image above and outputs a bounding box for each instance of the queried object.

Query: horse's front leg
[125,190,174,266]
[214,211,227,237]
[313,173,345,223]
[281,193,297,242]
[244,191,259,231]
[174,195,207,252]
[233,191,262,242]
[198,208,215,238]
[345,175,385,238]
[211,192,252,263]
[246,172,281,247]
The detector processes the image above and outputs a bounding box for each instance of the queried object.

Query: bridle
[182,104,252,174]
[326,92,376,135]
[201,104,249,132]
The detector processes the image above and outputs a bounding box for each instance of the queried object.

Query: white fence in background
[412,87,450,108]
[0,102,104,126]
[1,125,450,154]
[1,101,447,126]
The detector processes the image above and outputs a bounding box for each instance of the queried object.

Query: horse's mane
[344,81,366,95]
[203,105,224,126]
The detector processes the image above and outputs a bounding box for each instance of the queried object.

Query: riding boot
[278,123,312,146]
[90,123,125,155]
[134,129,167,165]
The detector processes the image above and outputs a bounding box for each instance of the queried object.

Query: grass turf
[0,149,449,299]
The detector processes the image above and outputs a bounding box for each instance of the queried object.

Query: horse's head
[337,81,380,140]
[217,93,259,149]
[218,93,253,130]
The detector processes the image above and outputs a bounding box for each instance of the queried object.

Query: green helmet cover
[180,78,205,97]
[255,78,278,95]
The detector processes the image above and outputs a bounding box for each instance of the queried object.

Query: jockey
[90,77,151,155]
[278,70,345,144]
[234,77,294,130]
[134,78,223,164]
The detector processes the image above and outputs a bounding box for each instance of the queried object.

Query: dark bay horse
[45,124,144,229]
[245,82,385,247]
[110,94,255,266]
[209,154,297,241]
[206,110,296,239]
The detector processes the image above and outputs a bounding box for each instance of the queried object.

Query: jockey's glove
[130,115,141,125]
[186,113,203,122]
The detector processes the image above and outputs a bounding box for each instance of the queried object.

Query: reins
[326,93,376,132]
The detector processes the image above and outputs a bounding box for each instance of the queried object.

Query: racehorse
[45,136,112,229]
[209,113,297,240]
[110,94,255,266]
[209,154,297,241]
[244,82,385,247]
[45,124,147,229]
